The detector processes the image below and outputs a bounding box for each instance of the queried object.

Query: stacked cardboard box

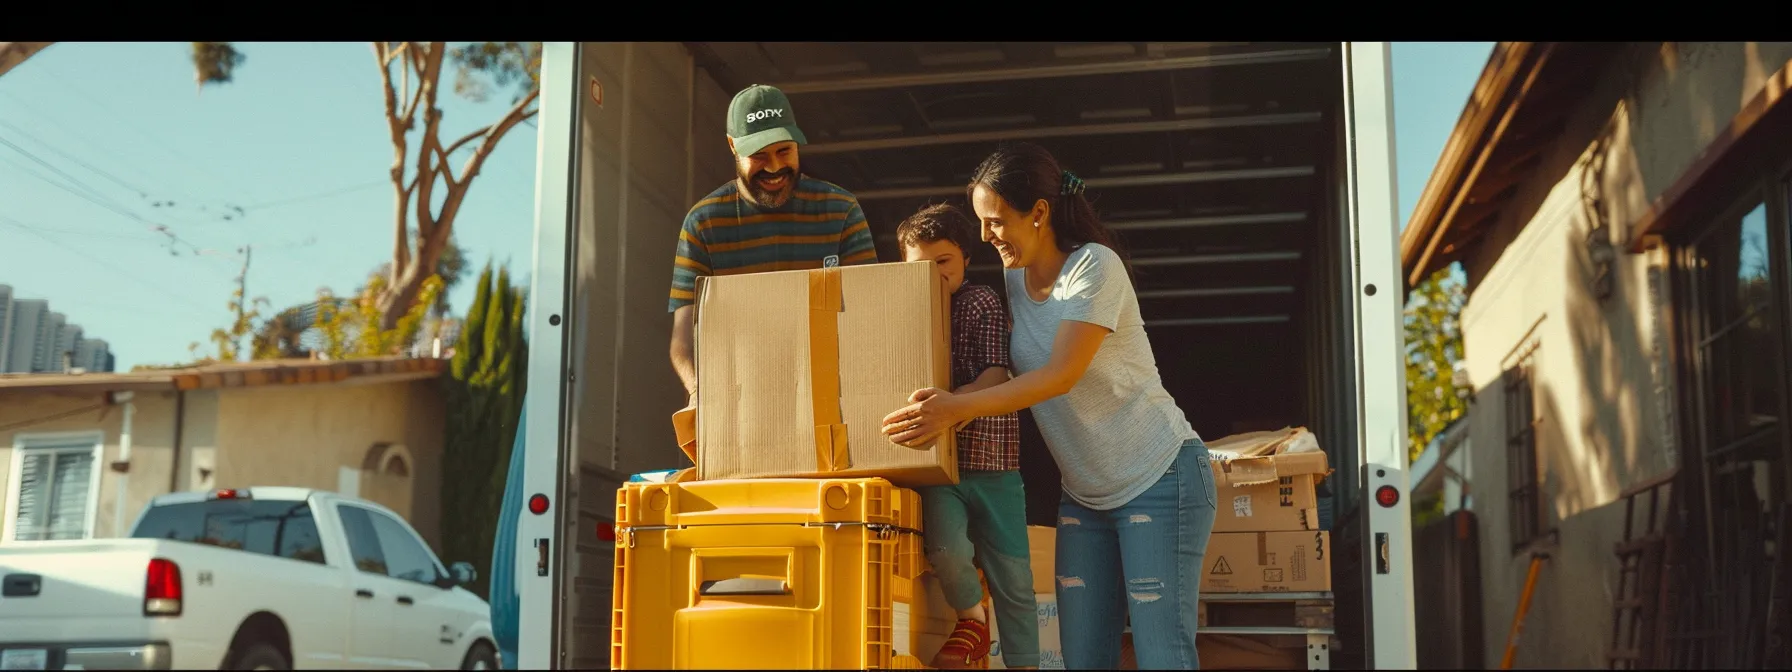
[1200,427,1333,594]
[984,432,1335,670]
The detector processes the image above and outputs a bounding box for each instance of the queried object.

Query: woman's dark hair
[965,142,1129,270]
[895,202,980,260]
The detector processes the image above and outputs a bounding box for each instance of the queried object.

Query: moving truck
[508,41,1417,669]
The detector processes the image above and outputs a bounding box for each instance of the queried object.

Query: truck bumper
[0,641,172,670]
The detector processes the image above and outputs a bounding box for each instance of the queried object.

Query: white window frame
[4,430,106,543]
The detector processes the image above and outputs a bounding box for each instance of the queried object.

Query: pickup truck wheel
[228,643,290,671]
[461,642,499,670]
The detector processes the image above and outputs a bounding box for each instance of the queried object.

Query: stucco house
[1402,42,1792,668]
[0,357,448,549]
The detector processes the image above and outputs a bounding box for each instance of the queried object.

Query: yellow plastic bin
[612,477,945,670]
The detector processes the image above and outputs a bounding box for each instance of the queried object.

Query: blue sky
[1,42,1491,370]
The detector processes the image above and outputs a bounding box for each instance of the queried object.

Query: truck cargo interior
[560,41,1381,668]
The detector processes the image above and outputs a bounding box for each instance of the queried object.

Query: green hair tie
[1060,170,1086,196]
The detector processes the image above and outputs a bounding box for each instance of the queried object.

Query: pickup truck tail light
[144,558,182,616]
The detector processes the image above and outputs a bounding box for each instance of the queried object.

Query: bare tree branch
[368,41,542,330]
[442,124,496,158]
[0,42,53,79]
[440,100,538,158]
[373,42,412,274]
[379,41,408,68]
[451,90,539,182]
[432,142,459,191]
[410,42,448,245]
[408,42,428,77]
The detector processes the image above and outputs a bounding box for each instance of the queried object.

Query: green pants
[919,470,1039,667]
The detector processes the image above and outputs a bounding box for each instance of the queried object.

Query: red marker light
[528,494,549,515]
[1375,485,1400,508]
[213,489,239,500]
[596,522,616,542]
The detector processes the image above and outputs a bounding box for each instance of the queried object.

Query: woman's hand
[882,387,966,448]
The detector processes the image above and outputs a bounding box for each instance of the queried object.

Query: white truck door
[517,41,582,670]
[1340,41,1419,670]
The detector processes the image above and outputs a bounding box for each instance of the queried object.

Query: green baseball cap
[727,84,808,158]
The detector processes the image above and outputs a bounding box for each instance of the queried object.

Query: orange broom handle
[1499,552,1549,669]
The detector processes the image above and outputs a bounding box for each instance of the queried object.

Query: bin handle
[698,577,790,596]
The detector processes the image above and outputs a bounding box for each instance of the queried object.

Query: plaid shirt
[950,284,1021,471]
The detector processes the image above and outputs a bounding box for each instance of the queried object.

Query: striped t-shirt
[669,177,879,312]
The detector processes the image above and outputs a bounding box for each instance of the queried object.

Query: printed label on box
[1233,494,1253,517]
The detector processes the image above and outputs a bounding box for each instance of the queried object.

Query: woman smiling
[882,142,1218,670]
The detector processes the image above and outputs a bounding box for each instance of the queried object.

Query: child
[896,203,1038,670]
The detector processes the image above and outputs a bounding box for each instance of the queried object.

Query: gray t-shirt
[1006,243,1198,510]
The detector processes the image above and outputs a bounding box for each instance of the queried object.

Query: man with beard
[669,84,879,403]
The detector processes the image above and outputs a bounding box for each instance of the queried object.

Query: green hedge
[440,262,528,600]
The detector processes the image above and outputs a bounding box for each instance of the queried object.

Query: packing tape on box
[808,267,850,472]
[671,405,697,464]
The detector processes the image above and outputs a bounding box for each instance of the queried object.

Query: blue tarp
[489,405,526,669]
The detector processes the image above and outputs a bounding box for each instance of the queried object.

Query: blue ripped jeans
[1055,438,1217,670]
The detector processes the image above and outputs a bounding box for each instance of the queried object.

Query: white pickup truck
[0,487,498,671]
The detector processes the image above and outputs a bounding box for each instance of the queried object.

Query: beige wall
[212,379,445,548]
[0,390,189,539]
[1458,42,1792,668]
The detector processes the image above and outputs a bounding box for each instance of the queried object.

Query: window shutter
[9,445,97,541]
[12,452,49,540]
[47,451,94,540]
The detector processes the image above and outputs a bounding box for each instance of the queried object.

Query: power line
[0,135,122,206]
[0,89,175,195]
[0,214,219,317]
[31,59,258,198]
[0,221,159,243]
[0,101,249,227]
[241,180,387,211]
[0,118,150,198]
[0,149,228,270]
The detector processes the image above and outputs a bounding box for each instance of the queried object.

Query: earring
[1033,220,1040,228]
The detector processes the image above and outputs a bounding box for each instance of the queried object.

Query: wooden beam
[1407,44,1558,287]
[1399,42,1533,267]
[1628,57,1792,251]
[1465,158,1537,205]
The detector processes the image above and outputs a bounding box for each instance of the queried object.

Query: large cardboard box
[1027,525,1055,595]
[1206,428,1331,533]
[1201,530,1332,593]
[693,261,959,486]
